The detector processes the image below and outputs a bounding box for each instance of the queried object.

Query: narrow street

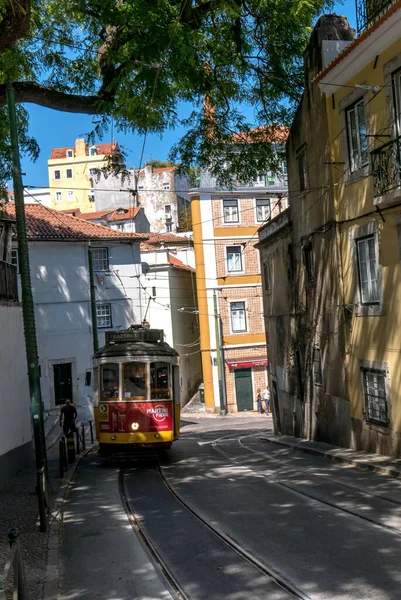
[59,416,401,600]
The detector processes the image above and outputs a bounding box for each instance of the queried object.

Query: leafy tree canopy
[0,0,332,193]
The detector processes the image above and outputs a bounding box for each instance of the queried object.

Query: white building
[0,217,32,485]
[92,165,191,234]
[77,206,150,233]
[4,203,144,418]
[140,242,202,405]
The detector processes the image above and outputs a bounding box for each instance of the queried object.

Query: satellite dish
[141,262,150,275]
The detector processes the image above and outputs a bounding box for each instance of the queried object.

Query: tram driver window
[151,362,171,399]
[101,364,119,400]
[124,362,147,399]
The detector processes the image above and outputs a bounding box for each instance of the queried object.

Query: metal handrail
[370,135,401,197]
[355,0,392,33]
[0,529,29,600]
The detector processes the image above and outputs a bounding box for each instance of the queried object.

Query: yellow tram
[92,327,180,454]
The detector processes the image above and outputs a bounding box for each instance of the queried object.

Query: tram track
[119,459,311,600]
[213,433,401,537]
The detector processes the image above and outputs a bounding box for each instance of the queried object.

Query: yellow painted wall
[326,35,401,434]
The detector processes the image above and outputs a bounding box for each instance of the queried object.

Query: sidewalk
[263,433,401,478]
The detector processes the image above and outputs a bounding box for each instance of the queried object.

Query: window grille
[363,369,388,426]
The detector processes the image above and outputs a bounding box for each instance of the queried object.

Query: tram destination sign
[106,329,164,345]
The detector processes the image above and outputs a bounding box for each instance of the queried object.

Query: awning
[226,358,268,369]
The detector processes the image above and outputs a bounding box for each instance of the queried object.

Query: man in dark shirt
[59,399,77,435]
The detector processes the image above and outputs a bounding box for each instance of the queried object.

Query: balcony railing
[371,136,401,198]
[0,260,18,301]
[356,0,392,33]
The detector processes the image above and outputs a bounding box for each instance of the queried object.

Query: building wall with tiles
[215,240,261,279]
[218,287,263,338]
[211,195,288,229]
[223,346,268,412]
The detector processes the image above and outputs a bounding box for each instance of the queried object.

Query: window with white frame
[223,199,239,223]
[256,198,271,222]
[55,191,62,202]
[11,249,18,270]
[54,170,61,180]
[346,99,368,172]
[230,301,247,332]
[165,204,171,214]
[313,348,323,386]
[93,247,109,271]
[362,368,388,426]
[67,190,74,202]
[356,235,379,304]
[163,182,170,191]
[226,245,243,272]
[96,303,112,328]
[263,262,270,291]
[66,169,73,179]
[66,149,73,158]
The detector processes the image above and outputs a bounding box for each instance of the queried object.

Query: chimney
[75,138,87,157]
[304,14,355,82]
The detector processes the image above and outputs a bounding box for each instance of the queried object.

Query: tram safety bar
[0,529,28,600]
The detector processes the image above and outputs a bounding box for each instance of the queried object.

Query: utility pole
[88,242,99,353]
[213,291,226,415]
[6,82,47,473]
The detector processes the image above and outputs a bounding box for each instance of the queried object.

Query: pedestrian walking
[256,389,264,413]
[59,398,77,435]
[262,386,271,414]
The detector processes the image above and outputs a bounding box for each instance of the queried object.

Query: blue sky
[19,1,356,189]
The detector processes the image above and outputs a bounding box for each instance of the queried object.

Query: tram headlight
[131,422,140,431]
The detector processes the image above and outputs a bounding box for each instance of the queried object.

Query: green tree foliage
[0,0,332,193]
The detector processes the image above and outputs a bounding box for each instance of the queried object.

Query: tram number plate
[99,404,109,421]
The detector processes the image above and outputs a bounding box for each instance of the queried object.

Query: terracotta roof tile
[50,142,118,160]
[78,209,115,220]
[146,233,193,246]
[169,253,196,273]
[2,203,146,242]
[139,166,178,175]
[78,207,141,223]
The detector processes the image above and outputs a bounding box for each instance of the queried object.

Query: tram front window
[151,362,171,399]
[101,363,119,400]
[123,362,147,399]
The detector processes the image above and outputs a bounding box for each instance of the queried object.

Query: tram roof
[94,340,178,359]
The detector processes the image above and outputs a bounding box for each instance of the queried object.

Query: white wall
[24,241,142,415]
[0,303,32,482]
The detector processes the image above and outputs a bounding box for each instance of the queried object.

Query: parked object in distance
[92,326,180,455]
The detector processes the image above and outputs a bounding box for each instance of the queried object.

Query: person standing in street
[59,398,77,435]
[262,386,271,414]
[256,389,263,413]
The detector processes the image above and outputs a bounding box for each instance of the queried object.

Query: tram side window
[101,364,119,400]
[151,362,171,399]
[124,362,147,399]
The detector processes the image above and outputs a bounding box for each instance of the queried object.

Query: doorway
[234,368,253,411]
[53,363,73,405]
[272,380,281,432]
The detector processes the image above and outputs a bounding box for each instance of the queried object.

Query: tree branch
[0,0,31,53]
[0,81,104,113]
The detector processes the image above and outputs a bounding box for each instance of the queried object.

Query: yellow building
[47,138,121,212]
[190,177,287,413]
[316,0,401,454]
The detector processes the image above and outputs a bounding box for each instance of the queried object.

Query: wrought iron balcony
[371,136,401,198]
[356,0,392,33]
[0,260,18,301]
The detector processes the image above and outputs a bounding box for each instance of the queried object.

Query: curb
[261,436,401,479]
[42,443,96,600]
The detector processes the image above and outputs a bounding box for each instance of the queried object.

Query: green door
[235,368,253,411]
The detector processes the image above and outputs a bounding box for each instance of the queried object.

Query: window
[163,182,170,191]
[96,303,112,328]
[138,185,144,191]
[150,361,171,399]
[267,174,275,186]
[123,362,147,399]
[263,262,270,291]
[313,348,323,386]
[166,223,173,232]
[363,368,388,426]
[55,191,62,202]
[66,150,73,158]
[89,168,97,177]
[297,148,308,191]
[303,244,314,284]
[165,204,171,214]
[256,198,271,222]
[93,247,109,271]
[67,190,74,202]
[230,301,247,332]
[11,249,18,270]
[89,193,95,203]
[255,174,266,186]
[393,69,401,136]
[90,146,98,156]
[226,245,243,272]
[223,199,239,223]
[346,99,368,172]
[356,236,379,304]
[54,170,61,180]
[100,363,119,400]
